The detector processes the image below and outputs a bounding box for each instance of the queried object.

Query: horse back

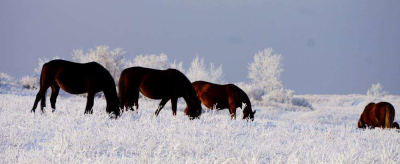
[192,81,229,109]
[361,102,395,128]
[42,60,114,94]
[375,102,395,127]
[226,84,252,107]
[120,67,187,99]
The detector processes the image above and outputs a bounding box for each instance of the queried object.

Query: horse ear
[253,110,256,114]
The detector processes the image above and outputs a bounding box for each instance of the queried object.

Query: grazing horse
[394,122,400,129]
[358,102,397,129]
[192,81,256,120]
[118,67,202,119]
[31,60,120,118]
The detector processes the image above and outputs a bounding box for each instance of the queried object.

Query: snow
[1,89,400,163]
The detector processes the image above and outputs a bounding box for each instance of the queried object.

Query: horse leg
[85,93,95,114]
[130,89,140,112]
[50,84,60,112]
[133,91,139,113]
[125,89,139,112]
[155,98,170,116]
[171,97,178,116]
[229,103,237,120]
[32,89,45,113]
[32,84,51,113]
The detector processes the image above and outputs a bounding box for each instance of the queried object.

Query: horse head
[243,110,256,121]
[184,95,202,119]
[242,102,256,121]
[393,122,400,129]
[104,86,122,118]
[357,118,366,129]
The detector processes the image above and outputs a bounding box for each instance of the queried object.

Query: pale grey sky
[1,0,399,94]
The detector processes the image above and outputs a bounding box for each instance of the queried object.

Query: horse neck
[182,83,200,107]
[103,85,119,106]
[242,101,253,113]
[183,89,198,107]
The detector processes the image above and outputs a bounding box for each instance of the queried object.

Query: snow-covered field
[1,88,400,163]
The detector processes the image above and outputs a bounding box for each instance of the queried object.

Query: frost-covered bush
[170,60,185,73]
[123,53,185,73]
[20,76,38,89]
[124,53,170,70]
[291,97,313,109]
[23,57,62,90]
[33,57,61,79]
[262,88,294,104]
[246,48,295,104]
[0,73,15,87]
[236,82,264,101]
[367,83,388,98]
[73,45,125,82]
[186,56,224,83]
[248,48,283,92]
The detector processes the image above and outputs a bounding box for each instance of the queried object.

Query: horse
[31,60,120,118]
[192,81,256,120]
[394,122,400,129]
[358,102,397,129]
[118,67,202,119]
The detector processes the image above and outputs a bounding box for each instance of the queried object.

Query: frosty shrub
[262,88,294,104]
[20,76,38,89]
[186,56,224,83]
[123,53,185,73]
[73,45,126,82]
[247,48,295,103]
[0,73,15,87]
[126,53,169,70]
[291,97,313,109]
[23,57,62,89]
[248,48,283,92]
[123,53,184,71]
[236,82,264,101]
[33,57,61,79]
[367,83,388,98]
[170,60,185,73]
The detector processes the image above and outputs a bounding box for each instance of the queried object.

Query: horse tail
[385,104,394,128]
[39,69,43,87]
[118,71,126,109]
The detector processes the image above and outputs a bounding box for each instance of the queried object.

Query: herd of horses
[31,60,398,129]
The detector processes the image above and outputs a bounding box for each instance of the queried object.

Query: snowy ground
[0,87,400,163]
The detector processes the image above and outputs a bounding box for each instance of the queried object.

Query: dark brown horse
[358,102,397,129]
[31,60,120,118]
[118,67,202,119]
[192,81,255,120]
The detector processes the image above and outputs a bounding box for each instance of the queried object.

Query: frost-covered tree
[170,60,185,73]
[186,56,224,83]
[248,48,283,92]
[33,57,61,79]
[20,56,61,90]
[123,53,185,73]
[0,73,15,87]
[20,76,38,89]
[245,48,299,105]
[367,83,388,98]
[72,45,125,82]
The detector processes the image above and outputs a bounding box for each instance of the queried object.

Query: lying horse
[118,67,202,119]
[358,102,397,129]
[192,81,255,120]
[31,60,120,118]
